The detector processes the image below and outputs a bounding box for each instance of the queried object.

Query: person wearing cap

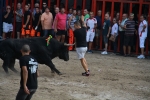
[16,44,39,100]
[123,13,137,57]
[137,15,148,59]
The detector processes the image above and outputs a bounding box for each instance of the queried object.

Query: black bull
[0,37,70,75]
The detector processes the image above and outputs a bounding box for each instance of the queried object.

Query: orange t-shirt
[41,12,53,29]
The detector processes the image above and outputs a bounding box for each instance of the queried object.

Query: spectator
[95,10,102,49]
[137,15,148,59]
[22,5,31,38]
[118,14,128,55]
[101,13,111,55]
[54,7,67,43]
[41,7,53,37]
[32,7,41,37]
[123,13,137,56]
[15,3,23,39]
[110,18,119,54]
[116,12,120,22]
[76,10,81,21]
[68,9,77,31]
[42,1,47,13]
[74,18,90,76]
[16,44,39,100]
[67,8,73,29]
[2,5,13,39]
[86,12,97,53]
[52,7,59,37]
[27,3,31,12]
[83,9,89,21]
[68,9,77,50]
[33,3,40,16]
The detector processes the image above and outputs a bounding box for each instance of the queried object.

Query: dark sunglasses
[43,4,47,5]
[7,8,11,9]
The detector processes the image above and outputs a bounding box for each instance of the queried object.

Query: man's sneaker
[82,72,90,76]
[137,55,145,59]
[101,51,108,55]
[87,50,93,53]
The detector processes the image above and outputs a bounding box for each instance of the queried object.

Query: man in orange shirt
[41,7,53,37]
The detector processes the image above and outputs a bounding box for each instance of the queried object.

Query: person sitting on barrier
[123,13,137,57]
[101,13,111,55]
[137,15,148,59]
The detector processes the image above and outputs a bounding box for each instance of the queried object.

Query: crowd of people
[2,2,149,59]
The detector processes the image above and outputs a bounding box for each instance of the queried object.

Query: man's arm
[22,66,30,94]
[37,15,41,26]
[15,11,23,17]
[4,12,10,18]
[25,15,30,26]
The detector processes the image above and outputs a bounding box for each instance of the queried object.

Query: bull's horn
[64,43,75,46]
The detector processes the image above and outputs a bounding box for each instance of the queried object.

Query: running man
[16,44,39,100]
[85,12,97,53]
[74,16,90,76]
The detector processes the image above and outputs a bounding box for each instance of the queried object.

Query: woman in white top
[137,15,148,59]
[111,18,119,54]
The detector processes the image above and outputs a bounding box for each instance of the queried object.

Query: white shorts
[3,22,13,33]
[139,37,146,48]
[76,47,87,59]
[86,31,95,42]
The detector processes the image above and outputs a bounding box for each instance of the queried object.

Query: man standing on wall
[41,7,53,37]
[118,14,128,55]
[123,13,136,56]
[2,6,13,39]
[86,12,97,53]
[15,3,23,39]
[101,13,111,55]
[54,7,67,43]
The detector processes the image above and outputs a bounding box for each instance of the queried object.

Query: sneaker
[137,55,145,59]
[87,50,93,53]
[101,51,108,55]
[82,72,90,76]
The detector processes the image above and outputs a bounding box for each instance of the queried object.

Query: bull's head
[59,43,75,61]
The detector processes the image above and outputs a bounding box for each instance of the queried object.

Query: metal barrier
[4,0,150,55]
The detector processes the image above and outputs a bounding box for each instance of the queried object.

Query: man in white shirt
[137,15,148,59]
[118,14,127,55]
[85,12,97,53]
[111,18,118,54]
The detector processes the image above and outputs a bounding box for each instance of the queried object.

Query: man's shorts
[56,29,66,36]
[124,35,134,46]
[139,37,146,48]
[95,29,100,37]
[103,35,108,44]
[3,22,13,33]
[86,31,95,42]
[16,22,22,32]
[76,47,87,59]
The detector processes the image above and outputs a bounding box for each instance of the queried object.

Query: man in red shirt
[54,7,67,43]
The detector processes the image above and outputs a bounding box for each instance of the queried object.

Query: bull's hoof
[58,73,63,75]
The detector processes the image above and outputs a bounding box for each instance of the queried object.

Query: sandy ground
[0,51,150,100]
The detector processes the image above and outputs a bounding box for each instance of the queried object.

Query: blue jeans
[43,29,54,38]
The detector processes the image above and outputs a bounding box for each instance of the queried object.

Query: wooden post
[6,0,9,6]
[57,0,59,7]
[40,0,43,9]
[146,4,150,55]
[74,0,77,9]
[82,0,86,15]
[12,0,17,38]
[65,0,68,13]
[48,0,51,8]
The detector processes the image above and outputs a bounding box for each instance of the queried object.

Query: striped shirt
[125,19,135,35]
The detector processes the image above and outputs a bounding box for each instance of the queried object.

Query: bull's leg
[46,61,62,75]
[8,59,18,73]
[2,60,9,73]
